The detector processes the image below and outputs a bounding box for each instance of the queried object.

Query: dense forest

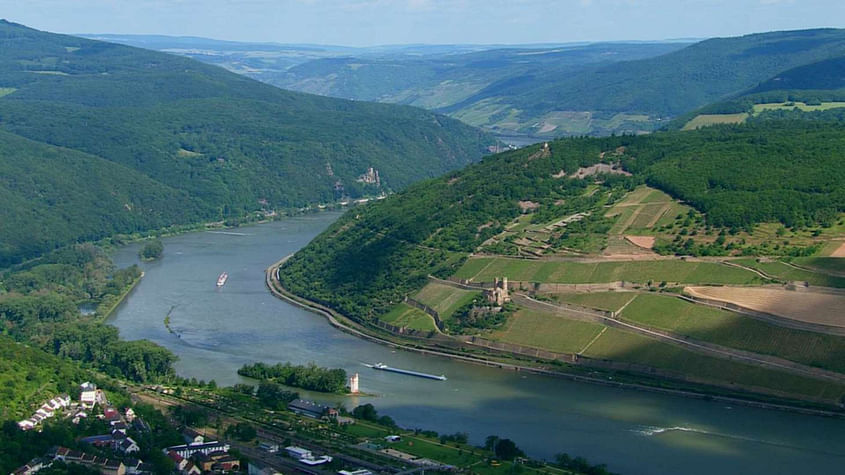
[238,362,347,393]
[444,28,845,120]
[0,20,491,264]
[0,245,177,383]
[279,120,845,322]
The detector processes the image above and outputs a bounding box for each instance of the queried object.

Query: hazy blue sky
[2,0,843,46]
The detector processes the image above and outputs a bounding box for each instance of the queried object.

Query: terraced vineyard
[619,293,845,372]
[413,282,480,321]
[454,257,762,285]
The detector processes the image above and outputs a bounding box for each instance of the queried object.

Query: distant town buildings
[17,395,71,430]
[285,446,333,466]
[287,398,329,419]
[164,437,230,459]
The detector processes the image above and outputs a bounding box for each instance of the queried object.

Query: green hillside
[239,29,845,137]
[498,29,845,118]
[279,120,845,322]
[0,20,491,265]
[750,56,845,94]
[0,130,206,266]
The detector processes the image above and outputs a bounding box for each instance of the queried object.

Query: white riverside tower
[349,373,359,394]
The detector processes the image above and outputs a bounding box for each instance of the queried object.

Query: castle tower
[349,373,359,394]
[502,277,509,300]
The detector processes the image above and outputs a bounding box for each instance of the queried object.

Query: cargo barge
[366,362,447,381]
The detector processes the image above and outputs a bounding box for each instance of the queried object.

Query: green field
[791,257,845,275]
[380,303,438,332]
[732,258,845,288]
[619,293,845,373]
[752,101,845,113]
[547,291,636,312]
[454,257,762,285]
[414,283,480,320]
[582,327,845,402]
[682,113,749,130]
[605,186,687,235]
[488,309,604,354]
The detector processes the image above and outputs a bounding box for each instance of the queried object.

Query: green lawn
[414,283,480,320]
[454,257,761,285]
[732,258,845,288]
[619,293,845,373]
[380,303,437,331]
[582,327,845,402]
[488,309,604,354]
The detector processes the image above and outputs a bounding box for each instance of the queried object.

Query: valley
[2,6,845,474]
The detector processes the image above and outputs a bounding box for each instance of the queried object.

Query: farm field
[752,101,845,113]
[604,185,690,239]
[791,256,845,274]
[453,257,762,285]
[684,286,845,329]
[581,327,845,402]
[413,282,480,320]
[546,291,637,312]
[487,308,604,354]
[732,258,845,288]
[681,113,749,130]
[380,303,438,332]
[619,293,845,373]
[584,328,845,401]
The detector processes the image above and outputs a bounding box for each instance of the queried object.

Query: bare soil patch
[831,242,845,257]
[518,200,540,211]
[625,235,655,249]
[685,286,845,328]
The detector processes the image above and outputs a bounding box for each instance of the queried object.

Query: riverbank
[267,258,845,419]
[98,271,144,320]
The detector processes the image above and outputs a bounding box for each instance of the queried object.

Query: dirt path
[513,294,845,384]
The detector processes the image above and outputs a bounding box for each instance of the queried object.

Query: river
[109,213,845,474]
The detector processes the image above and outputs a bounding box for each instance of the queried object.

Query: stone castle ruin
[486,277,510,306]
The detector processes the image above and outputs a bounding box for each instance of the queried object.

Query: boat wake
[207,231,251,236]
[631,425,845,457]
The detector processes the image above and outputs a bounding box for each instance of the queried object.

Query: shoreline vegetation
[238,361,348,394]
[266,257,845,419]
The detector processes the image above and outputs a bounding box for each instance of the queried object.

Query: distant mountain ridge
[0,20,491,265]
[135,28,845,138]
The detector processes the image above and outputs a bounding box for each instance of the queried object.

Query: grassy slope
[733,259,845,287]
[454,258,761,285]
[413,283,480,320]
[619,293,845,373]
[582,328,845,402]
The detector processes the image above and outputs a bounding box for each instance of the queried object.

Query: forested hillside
[749,56,845,94]
[218,28,845,137]
[494,29,845,118]
[0,20,491,265]
[279,121,845,322]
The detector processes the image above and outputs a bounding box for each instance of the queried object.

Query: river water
[109,213,845,474]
